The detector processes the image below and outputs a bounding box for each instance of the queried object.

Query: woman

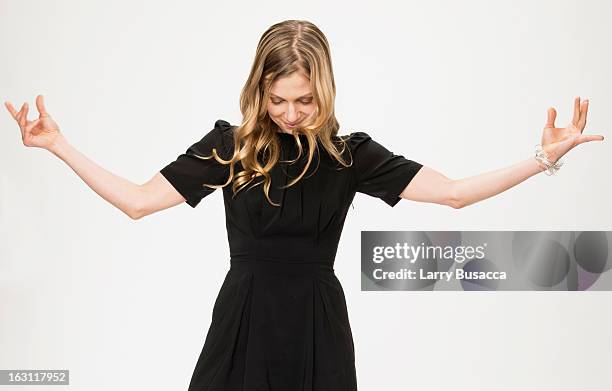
[5,19,604,391]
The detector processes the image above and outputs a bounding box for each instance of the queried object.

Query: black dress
[160,119,423,391]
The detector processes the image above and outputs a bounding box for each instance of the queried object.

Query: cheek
[267,104,283,117]
[304,105,316,115]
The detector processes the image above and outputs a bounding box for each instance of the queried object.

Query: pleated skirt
[187,258,358,391]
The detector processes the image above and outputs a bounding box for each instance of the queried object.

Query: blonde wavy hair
[199,20,353,206]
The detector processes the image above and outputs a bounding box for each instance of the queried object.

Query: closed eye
[271,99,313,105]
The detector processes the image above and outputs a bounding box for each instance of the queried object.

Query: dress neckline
[276,131,307,139]
[276,131,303,135]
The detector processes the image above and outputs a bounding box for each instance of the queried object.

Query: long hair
[198,20,352,206]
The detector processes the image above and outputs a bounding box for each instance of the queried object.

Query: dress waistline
[229,256,335,274]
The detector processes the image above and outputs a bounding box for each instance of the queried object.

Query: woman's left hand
[540,97,604,163]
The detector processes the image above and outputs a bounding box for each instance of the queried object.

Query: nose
[285,104,299,123]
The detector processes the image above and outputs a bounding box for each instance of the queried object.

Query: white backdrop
[1,0,611,390]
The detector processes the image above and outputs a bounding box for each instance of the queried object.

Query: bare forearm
[48,134,142,219]
[454,156,545,208]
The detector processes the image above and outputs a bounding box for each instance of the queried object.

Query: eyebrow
[270,93,313,100]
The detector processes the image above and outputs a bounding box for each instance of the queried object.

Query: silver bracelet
[534,144,564,176]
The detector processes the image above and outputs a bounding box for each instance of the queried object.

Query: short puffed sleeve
[348,131,423,207]
[160,119,234,208]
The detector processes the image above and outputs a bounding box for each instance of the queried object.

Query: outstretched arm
[48,135,186,218]
[5,95,185,219]
[400,97,605,209]
[401,158,545,209]
[47,133,146,219]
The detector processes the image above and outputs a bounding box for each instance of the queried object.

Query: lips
[284,121,301,127]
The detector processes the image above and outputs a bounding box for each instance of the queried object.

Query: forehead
[269,72,312,98]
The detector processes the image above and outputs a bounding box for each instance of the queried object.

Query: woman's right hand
[4,94,62,150]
